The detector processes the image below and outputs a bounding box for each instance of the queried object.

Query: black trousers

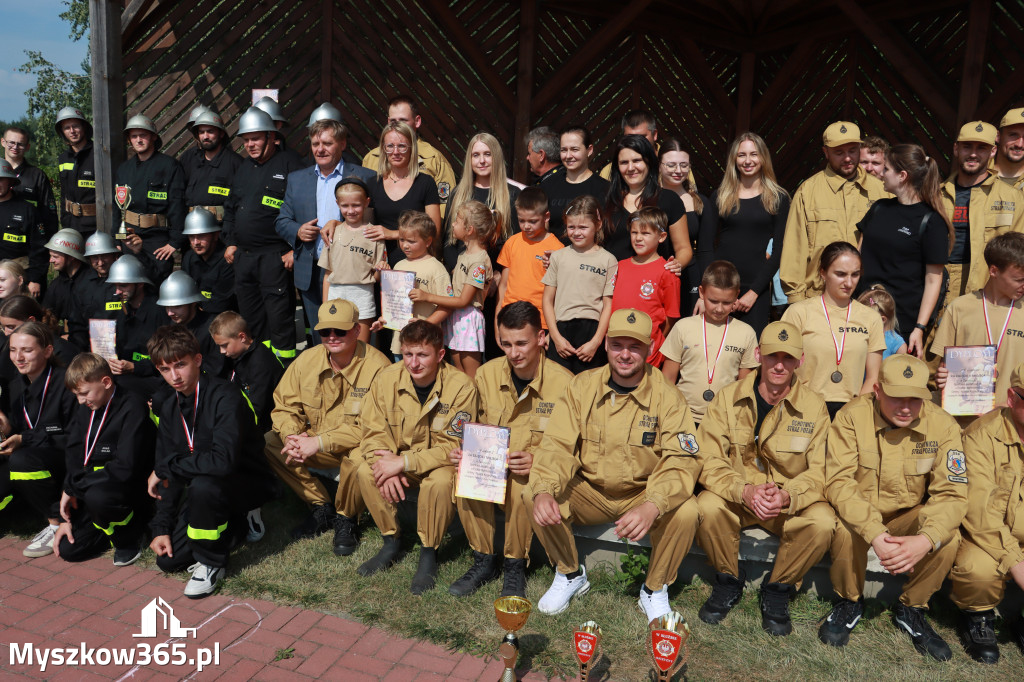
[57,482,151,562]
[233,247,296,361]
[546,318,607,375]
[9,446,65,519]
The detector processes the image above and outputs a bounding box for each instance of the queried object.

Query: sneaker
[538,565,590,615]
[958,610,999,664]
[500,558,528,598]
[112,546,142,567]
[698,571,745,625]
[449,551,500,597]
[760,582,794,636]
[638,584,671,623]
[818,598,864,647]
[184,562,224,599]
[246,508,265,542]
[289,503,336,540]
[892,602,952,661]
[332,515,359,557]
[23,525,57,558]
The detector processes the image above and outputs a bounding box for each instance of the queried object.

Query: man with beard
[994,106,1024,191]
[54,107,98,238]
[939,121,1024,303]
[780,122,887,303]
[181,208,235,314]
[181,110,242,222]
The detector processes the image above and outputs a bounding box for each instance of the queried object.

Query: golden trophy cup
[572,620,602,681]
[649,611,692,681]
[493,596,531,682]
[113,184,132,240]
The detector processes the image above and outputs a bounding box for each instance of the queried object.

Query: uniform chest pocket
[386,409,403,432]
[628,425,658,448]
[529,415,549,449]
[262,181,286,209]
[857,448,880,471]
[584,423,603,444]
[804,208,838,246]
[903,457,935,476]
[147,181,168,203]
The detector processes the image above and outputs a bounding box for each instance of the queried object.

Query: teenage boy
[157,270,224,379]
[54,353,155,565]
[820,355,965,660]
[448,302,573,598]
[611,207,681,366]
[182,207,236,315]
[210,311,283,431]
[106,255,164,399]
[495,186,564,330]
[42,228,90,349]
[661,261,759,424]
[356,320,478,594]
[147,325,278,598]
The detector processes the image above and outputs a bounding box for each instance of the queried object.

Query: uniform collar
[823,164,869,193]
[595,364,654,410]
[943,171,995,193]
[397,361,448,411]
[995,408,1024,447]
[732,369,804,414]
[315,341,367,383]
[499,354,548,397]
[201,145,230,168]
[870,395,928,437]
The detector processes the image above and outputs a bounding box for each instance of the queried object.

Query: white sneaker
[183,562,224,599]
[538,565,590,615]
[638,584,671,623]
[246,508,265,542]
[23,525,57,558]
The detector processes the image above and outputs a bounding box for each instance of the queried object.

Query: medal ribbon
[179,382,200,453]
[982,292,1017,356]
[702,314,729,389]
[22,367,52,430]
[820,296,850,371]
[84,388,115,467]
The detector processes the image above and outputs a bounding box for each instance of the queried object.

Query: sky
[0,2,90,121]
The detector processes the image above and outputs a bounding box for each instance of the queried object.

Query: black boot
[500,558,528,598]
[958,609,999,664]
[332,515,359,557]
[411,547,439,595]
[760,582,794,636]
[449,551,500,597]
[698,570,745,625]
[357,535,402,576]
[290,503,336,540]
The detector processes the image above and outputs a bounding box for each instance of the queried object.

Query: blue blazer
[275,163,376,291]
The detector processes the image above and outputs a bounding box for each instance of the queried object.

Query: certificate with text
[943,344,996,416]
[380,269,416,331]
[456,423,511,504]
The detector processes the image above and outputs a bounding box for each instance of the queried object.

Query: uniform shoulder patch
[447,410,470,437]
[471,264,486,283]
[946,449,966,476]
[437,181,451,200]
[677,433,699,454]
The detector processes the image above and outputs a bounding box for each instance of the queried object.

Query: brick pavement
[0,536,557,680]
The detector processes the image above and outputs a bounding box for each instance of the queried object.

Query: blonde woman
[696,132,790,335]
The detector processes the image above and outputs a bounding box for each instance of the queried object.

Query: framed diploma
[380,269,416,331]
[456,423,511,504]
[943,344,996,416]
[89,319,118,362]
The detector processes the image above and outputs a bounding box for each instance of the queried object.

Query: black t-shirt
[543,173,611,241]
[606,189,686,261]
[949,182,972,265]
[442,182,522,272]
[414,380,435,405]
[608,377,637,394]
[510,372,531,397]
[857,198,949,340]
[753,384,773,442]
[369,173,440,263]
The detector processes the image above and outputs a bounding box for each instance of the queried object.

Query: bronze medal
[830,370,843,383]
[702,389,715,401]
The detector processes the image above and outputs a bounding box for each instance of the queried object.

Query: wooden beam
[531,0,654,116]
[121,0,158,37]
[92,0,124,235]
[834,0,957,132]
[676,38,737,121]
[735,52,755,135]
[957,0,991,123]
[321,0,333,104]
[631,33,645,109]
[751,40,818,122]
[512,0,537,183]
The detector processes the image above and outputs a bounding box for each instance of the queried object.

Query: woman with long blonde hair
[696,132,790,334]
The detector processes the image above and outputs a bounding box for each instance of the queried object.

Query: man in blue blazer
[276,119,375,343]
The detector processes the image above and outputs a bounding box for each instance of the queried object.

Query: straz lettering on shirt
[638,414,659,429]
[349,245,375,258]
[723,345,746,354]
[78,179,95,188]
[579,264,607,276]
[911,440,939,456]
[147,191,167,201]
[991,201,1016,212]
[261,196,284,209]
[208,186,230,196]
[786,420,815,435]
[535,401,555,415]
[1006,328,1024,338]
[837,326,869,334]
[105,301,122,311]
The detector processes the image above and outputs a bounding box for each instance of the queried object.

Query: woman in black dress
[857,144,951,357]
[697,132,789,335]
[659,138,708,315]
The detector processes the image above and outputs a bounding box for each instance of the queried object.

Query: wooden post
[735,52,755,135]
[321,0,333,104]
[957,0,991,124]
[631,34,645,109]
[90,0,124,235]
[512,0,537,183]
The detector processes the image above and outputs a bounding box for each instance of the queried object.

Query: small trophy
[494,596,531,682]
[649,611,692,681]
[114,184,132,240]
[572,620,602,681]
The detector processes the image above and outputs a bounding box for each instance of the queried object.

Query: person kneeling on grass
[147,325,278,598]
[54,353,155,566]
[820,354,966,660]
[524,309,704,623]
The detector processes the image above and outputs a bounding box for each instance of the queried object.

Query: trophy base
[498,641,518,682]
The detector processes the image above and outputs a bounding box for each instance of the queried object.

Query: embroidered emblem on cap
[839,125,847,134]
[903,366,913,378]
[778,329,789,341]
[329,304,337,314]
[976,123,984,132]
[626,312,636,324]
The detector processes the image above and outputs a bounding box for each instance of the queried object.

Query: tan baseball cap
[822,121,862,147]
[879,355,930,400]
[607,309,651,345]
[999,108,1024,129]
[315,299,358,331]
[759,321,802,358]
[957,121,997,146]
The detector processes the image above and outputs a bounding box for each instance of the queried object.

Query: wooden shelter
[92,0,1023,219]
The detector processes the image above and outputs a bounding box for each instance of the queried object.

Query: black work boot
[500,558,528,598]
[958,609,999,664]
[448,551,500,597]
[357,535,402,576]
[698,570,745,625]
[892,602,952,661]
[759,582,795,636]
[818,598,864,647]
[411,547,439,595]
[332,515,359,557]
[290,503,336,540]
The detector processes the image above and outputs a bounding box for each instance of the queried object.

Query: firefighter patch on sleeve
[677,433,699,454]
[946,449,966,476]
[447,411,470,437]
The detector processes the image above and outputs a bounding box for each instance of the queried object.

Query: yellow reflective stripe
[208,186,229,196]
[59,163,75,172]
[78,179,96,188]
[132,352,149,362]
[149,409,160,427]
[10,470,51,481]
[3,233,27,243]
[147,191,167,200]
[93,465,105,471]
[0,494,12,511]
[239,389,258,425]
[93,510,134,536]
[105,301,122,311]
[261,196,283,209]
[270,344,296,359]
[187,520,228,541]
[261,339,272,348]
[201,290,212,299]
[25,199,38,206]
